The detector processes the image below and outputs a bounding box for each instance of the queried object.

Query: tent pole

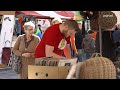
[99,11,102,55]
[99,24,102,55]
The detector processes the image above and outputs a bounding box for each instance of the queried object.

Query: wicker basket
[90,11,117,31]
[78,57,116,79]
[99,11,117,30]
[90,18,99,31]
[90,11,99,31]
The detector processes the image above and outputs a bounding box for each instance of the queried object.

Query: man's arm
[45,45,65,58]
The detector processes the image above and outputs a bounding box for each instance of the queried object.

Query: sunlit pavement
[0,67,20,79]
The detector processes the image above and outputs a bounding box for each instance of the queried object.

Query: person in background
[74,22,83,61]
[35,24,42,39]
[81,30,95,60]
[21,17,26,35]
[15,17,22,36]
[112,24,120,62]
[34,20,80,59]
[51,17,62,25]
[12,21,40,79]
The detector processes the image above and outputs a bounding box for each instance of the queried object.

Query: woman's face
[25,26,34,36]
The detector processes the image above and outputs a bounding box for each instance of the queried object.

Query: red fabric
[18,17,22,23]
[34,24,70,58]
[2,47,11,64]
[93,32,97,40]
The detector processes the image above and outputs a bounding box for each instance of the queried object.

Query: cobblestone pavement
[0,67,20,79]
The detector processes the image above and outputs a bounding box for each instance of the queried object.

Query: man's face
[62,25,76,37]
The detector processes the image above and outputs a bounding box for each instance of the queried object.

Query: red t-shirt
[34,24,70,58]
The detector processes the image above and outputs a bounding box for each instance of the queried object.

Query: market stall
[0,11,15,66]
[90,11,120,61]
[16,11,74,19]
[15,11,75,37]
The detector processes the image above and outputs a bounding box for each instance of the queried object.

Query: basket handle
[91,53,102,58]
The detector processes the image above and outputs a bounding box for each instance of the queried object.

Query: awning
[16,11,50,18]
[35,11,74,19]
[16,11,75,19]
[54,11,74,17]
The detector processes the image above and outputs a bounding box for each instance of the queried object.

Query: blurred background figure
[51,17,62,25]
[82,30,95,60]
[74,22,83,62]
[35,24,42,39]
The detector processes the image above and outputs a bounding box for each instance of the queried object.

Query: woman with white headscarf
[12,21,40,79]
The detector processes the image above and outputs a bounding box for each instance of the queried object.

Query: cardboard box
[58,66,70,79]
[28,65,70,79]
[35,57,77,66]
[28,57,77,79]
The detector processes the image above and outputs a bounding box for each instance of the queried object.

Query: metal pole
[99,24,102,55]
[99,11,102,55]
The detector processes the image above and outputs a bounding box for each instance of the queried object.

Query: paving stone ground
[0,67,20,79]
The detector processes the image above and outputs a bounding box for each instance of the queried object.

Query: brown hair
[63,20,80,32]
[87,30,94,34]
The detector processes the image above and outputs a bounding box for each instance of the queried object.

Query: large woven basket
[90,11,117,31]
[90,11,99,31]
[90,18,99,31]
[99,11,117,30]
[78,57,116,79]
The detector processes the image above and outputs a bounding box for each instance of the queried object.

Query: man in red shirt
[34,20,79,58]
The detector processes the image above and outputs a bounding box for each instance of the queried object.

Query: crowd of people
[12,16,120,79]
[12,17,98,79]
